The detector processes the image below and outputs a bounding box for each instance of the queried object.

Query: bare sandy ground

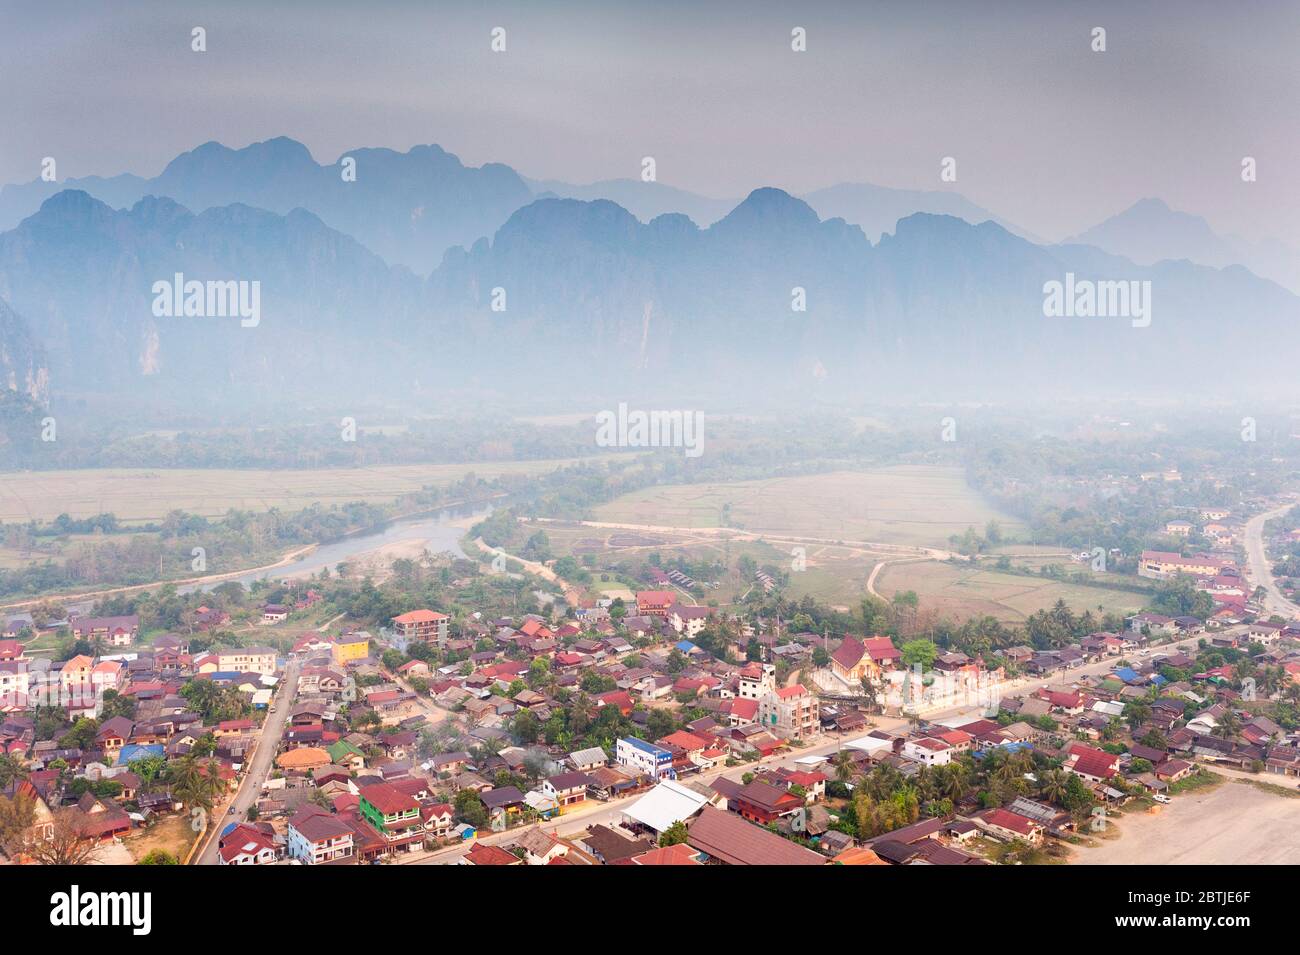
[335,538,432,581]
[1073,781,1300,865]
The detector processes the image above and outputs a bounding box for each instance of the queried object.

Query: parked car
[1153,793,1171,804]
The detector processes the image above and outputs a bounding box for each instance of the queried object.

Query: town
[3,491,1299,869]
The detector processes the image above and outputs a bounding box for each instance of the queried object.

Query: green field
[0,458,609,524]
[876,559,1148,622]
[592,466,1024,549]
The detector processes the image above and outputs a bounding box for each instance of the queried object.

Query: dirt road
[1243,504,1300,618]
[1072,779,1300,865]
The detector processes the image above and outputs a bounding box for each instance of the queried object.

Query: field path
[532,517,955,560]
[866,556,932,599]
[471,537,582,607]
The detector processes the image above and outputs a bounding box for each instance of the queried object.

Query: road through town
[193,654,301,864]
[1244,504,1300,618]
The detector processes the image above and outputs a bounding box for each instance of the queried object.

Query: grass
[875,559,1147,622]
[1168,769,1224,795]
[540,467,1131,617]
[123,813,199,864]
[0,457,612,524]
[1233,776,1300,799]
[592,466,1024,549]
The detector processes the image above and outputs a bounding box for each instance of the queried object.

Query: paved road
[401,633,1208,865]
[194,654,302,864]
[1244,504,1300,618]
[403,729,886,866]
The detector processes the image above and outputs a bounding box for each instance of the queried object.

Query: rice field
[0,457,603,524]
[593,465,1024,549]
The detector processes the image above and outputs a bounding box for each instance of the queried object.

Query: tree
[659,820,690,847]
[0,791,37,856]
[858,677,878,710]
[1214,710,1242,741]
[1150,575,1213,619]
[512,710,540,745]
[1037,768,1070,807]
[453,790,488,828]
[901,639,937,671]
[24,809,103,866]
[831,749,856,784]
[165,755,225,813]
[139,849,179,865]
[0,753,26,789]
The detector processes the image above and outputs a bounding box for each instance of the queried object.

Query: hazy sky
[4,0,1297,244]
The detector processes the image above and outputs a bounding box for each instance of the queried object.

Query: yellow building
[331,633,371,666]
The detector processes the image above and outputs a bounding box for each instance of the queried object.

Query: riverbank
[0,495,498,613]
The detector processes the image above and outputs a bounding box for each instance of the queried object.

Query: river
[182,499,495,594]
[6,500,496,618]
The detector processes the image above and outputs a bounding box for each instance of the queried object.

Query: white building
[737,662,776,700]
[902,737,953,766]
[616,736,675,780]
[287,809,355,864]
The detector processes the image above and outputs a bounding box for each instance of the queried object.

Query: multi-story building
[758,684,820,741]
[357,783,425,854]
[70,615,139,646]
[902,737,954,766]
[616,736,676,780]
[635,591,678,617]
[217,646,277,676]
[737,662,776,700]
[391,609,450,645]
[1138,551,1236,580]
[287,807,355,864]
[669,605,713,637]
[331,632,371,666]
[0,660,30,708]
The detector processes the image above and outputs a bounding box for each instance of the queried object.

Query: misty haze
[2,1,1299,900]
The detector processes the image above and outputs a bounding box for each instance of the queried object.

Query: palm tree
[1037,768,1069,806]
[165,755,224,813]
[1215,711,1242,741]
[831,749,855,784]
[940,763,969,803]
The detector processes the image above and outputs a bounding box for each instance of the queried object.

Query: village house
[357,782,426,854]
[288,806,355,864]
[219,822,284,865]
[71,615,139,646]
[543,771,593,811]
[978,807,1044,844]
[260,604,290,625]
